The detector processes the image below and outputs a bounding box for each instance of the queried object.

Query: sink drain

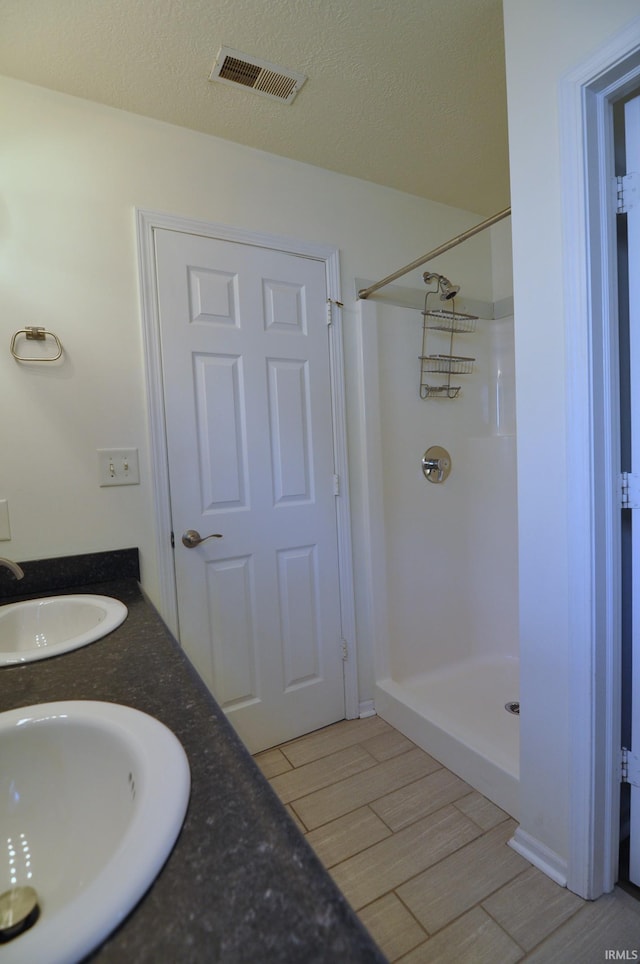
[0,887,40,943]
[505,701,520,715]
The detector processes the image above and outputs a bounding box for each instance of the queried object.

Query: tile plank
[362,728,416,762]
[397,819,527,934]
[371,767,471,831]
[396,907,522,964]
[454,790,509,831]
[330,805,481,910]
[519,886,640,963]
[253,747,292,779]
[292,747,442,830]
[269,744,377,805]
[305,806,392,867]
[358,893,427,962]
[280,716,392,767]
[482,865,584,951]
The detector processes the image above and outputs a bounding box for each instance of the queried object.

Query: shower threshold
[374,655,520,819]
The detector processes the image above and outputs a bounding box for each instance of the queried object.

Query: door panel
[278,544,321,686]
[194,353,248,509]
[154,229,345,752]
[268,358,313,502]
[206,555,257,706]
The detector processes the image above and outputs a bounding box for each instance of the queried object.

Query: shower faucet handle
[423,457,449,478]
[422,446,452,483]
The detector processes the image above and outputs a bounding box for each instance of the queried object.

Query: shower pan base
[374,655,520,819]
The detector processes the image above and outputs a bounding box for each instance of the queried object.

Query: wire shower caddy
[419,294,478,399]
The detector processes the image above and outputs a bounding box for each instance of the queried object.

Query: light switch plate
[98,449,140,487]
[0,500,11,541]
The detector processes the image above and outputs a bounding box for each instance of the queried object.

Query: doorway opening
[561,24,640,899]
[616,86,640,891]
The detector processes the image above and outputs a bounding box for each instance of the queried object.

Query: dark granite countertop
[1,551,387,963]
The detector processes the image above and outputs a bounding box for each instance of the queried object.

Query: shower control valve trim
[422,446,452,483]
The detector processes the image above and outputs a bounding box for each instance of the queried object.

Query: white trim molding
[354,299,391,685]
[559,17,640,899]
[135,209,359,718]
[359,700,377,719]
[509,828,568,889]
[136,211,180,635]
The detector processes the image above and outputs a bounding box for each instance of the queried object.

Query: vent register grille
[210,47,307,104]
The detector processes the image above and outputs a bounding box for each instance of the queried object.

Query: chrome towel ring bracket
[10,327,63,362]
[422,445,451,483]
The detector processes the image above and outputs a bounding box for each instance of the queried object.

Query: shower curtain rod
[357,206,511,300]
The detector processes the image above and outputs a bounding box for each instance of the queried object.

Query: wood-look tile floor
[254,715,640,963]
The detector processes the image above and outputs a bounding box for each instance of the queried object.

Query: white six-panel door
[154,229,346,752]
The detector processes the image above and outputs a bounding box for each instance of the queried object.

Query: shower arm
[358,206,511,301]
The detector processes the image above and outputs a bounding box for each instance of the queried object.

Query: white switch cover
[98,449,140,487]
[0,500,11,541]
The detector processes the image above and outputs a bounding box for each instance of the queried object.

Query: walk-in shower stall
[358,228,519,817]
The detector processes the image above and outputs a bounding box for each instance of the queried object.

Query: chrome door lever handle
[182,529,223,548]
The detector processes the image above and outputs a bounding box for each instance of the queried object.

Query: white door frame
[560,19,640,898]
[136,209,359,719]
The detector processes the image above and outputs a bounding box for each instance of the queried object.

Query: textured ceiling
[0,0,510,215]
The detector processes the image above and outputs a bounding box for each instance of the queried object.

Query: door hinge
[621,747,640,787]
[341,638,349,660]
[326,298,344,326]
[616,172,640,214]
[333,473,340,496]
[620,472,640,509]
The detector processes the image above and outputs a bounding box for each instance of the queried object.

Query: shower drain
[505,701,520,715]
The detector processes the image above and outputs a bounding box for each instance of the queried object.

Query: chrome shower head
[423,272,461,301]
[439,278,460,300]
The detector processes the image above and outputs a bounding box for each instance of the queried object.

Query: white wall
[503,0,640,882]
[0,75,493,705]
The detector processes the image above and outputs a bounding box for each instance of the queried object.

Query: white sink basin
[0,594,128,666]
[0,700,190,963]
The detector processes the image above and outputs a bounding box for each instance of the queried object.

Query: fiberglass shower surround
[359,208,518,817]
[367,295,519,817]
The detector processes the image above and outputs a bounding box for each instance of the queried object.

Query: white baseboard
[509,827,568,887]
[359,699,377,719]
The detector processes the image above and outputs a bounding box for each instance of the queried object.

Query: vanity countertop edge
[1,562,387,964]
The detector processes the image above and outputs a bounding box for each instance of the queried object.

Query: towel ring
[10,327,63,362]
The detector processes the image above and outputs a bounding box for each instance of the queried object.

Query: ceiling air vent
[209,46,307,104]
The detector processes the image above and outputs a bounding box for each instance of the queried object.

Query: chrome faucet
[0,557,24,580]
